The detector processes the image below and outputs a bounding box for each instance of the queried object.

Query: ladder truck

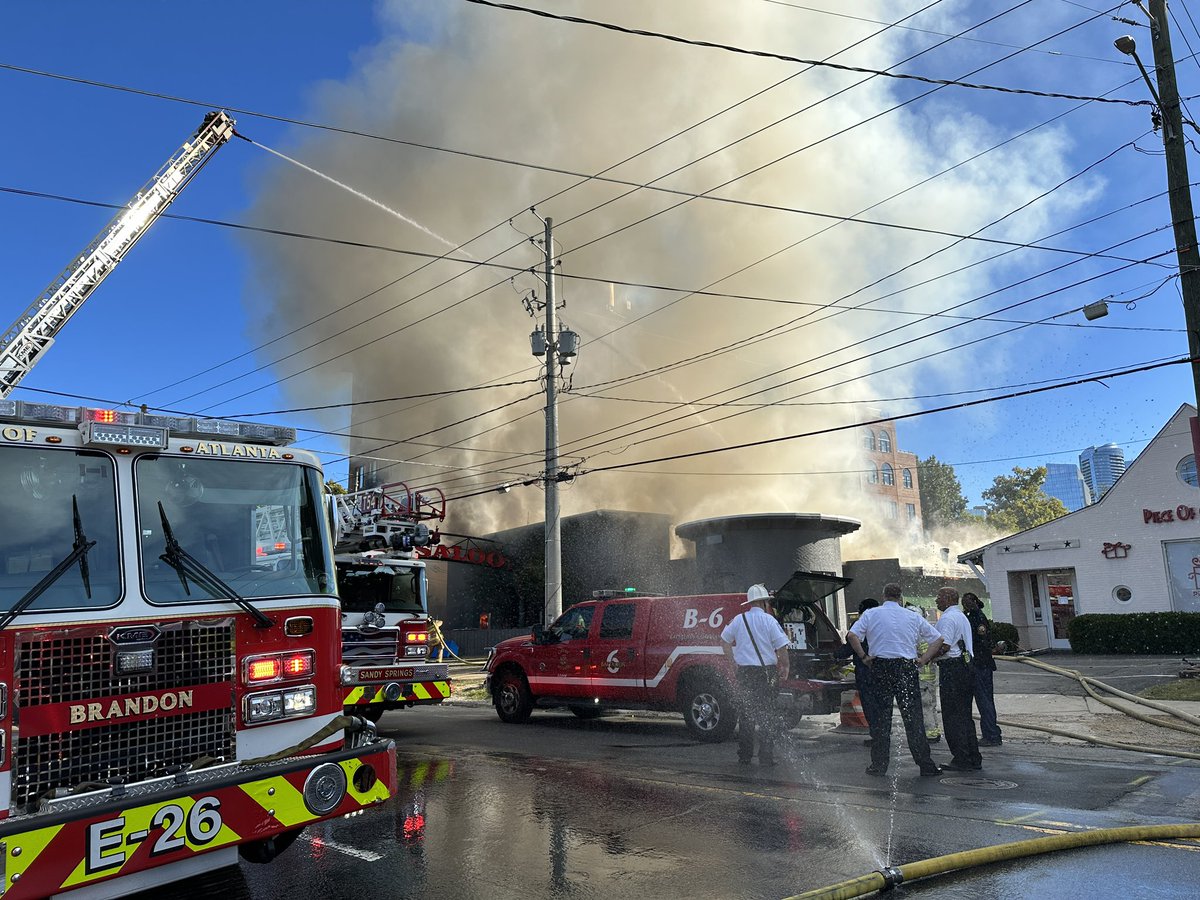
[330,482,453,721]
[0,115,396,898]
[0,110,236,398]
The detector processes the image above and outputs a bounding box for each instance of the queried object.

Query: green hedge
[992,622,1020,651]
[1067,612,1200,654]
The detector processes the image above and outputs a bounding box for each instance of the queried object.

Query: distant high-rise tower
[1043,462,1091,511]
[1079,444,1126,500]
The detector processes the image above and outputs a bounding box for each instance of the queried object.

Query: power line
[573,356,1193,477]
[758,0,1132,64]
[459,0,1149,107]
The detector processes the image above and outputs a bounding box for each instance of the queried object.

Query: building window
[882,463,895,486]
[884,501,898,519]
[906,503,916,520]
[863,430,876,451]
[867,464,878,484]
[902,468,913,489]
[879,431,891,453]
[1179,455,1198,488]
[1112,585,1133,604]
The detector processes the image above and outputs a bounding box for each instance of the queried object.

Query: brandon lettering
[69,690,194,724]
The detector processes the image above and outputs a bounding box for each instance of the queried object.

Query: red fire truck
[331,483,452,721]
[0,399,396,898]
[484,572,855,741]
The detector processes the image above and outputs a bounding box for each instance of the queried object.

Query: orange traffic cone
[835,689,870,733]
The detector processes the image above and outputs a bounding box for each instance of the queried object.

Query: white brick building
[958,404,1200,650]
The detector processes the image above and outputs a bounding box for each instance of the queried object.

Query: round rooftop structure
[675,513,862,598]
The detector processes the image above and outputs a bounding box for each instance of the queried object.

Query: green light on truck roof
[624,587,637,592]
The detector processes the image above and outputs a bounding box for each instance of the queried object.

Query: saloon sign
[1144,504,1199,524]
[416,543,507,569]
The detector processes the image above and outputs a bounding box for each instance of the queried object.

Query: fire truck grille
[13,708,235,809]
[16,622,235,707]
[342,629,400,667]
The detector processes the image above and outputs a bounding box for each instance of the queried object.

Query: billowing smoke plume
[240,1,1087,564]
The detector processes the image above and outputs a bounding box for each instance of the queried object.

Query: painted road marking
[297,832,382,862]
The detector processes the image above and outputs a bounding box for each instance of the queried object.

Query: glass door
[1044,570,1077,648]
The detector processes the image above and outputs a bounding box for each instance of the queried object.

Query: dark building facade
[443,510,673,629]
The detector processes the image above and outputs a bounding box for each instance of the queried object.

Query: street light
[1114,35,1169,133]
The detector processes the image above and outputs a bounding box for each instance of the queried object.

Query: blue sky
[3,1,1199,548]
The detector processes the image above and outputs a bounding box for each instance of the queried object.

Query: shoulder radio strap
[741,611,768,666]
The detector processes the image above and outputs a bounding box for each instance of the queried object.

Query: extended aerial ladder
[0,110,236,397]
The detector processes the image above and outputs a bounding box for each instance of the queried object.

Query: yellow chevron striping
[344,686,367,705]
[62,796,242,888]
[343,759,393,806]
[5,821,63,889]
[240,775,311,829]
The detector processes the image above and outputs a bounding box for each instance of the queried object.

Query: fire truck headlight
[246,692,285,723]
[283,686,316,714]
[303,763,348,816]
[404,645,428,657]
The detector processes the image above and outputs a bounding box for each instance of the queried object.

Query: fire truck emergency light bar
[0,400,297,446]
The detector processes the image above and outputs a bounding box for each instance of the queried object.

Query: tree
[917,455,970,528]
[324,480,347,495]
[982,466,1069,533]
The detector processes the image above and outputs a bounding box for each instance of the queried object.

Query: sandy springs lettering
[70,690,194,724]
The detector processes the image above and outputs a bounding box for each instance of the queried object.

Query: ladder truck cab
[0,399,396,899]
[331,483,452,723]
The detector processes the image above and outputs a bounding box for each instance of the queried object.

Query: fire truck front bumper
[342,662,452,707]
[0,739,397,899]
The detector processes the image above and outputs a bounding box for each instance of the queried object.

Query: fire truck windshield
[338,564,424,614]
[137,455,333,603]
[0,446,120,611]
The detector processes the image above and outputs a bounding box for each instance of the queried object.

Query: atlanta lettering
[191,442,282,459]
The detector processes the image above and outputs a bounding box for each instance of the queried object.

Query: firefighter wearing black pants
[847,582,945,777]
[720,584,790,767]
[934,586,982,771]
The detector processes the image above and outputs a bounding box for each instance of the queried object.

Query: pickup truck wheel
[681,679,736,742]
[494,670,534,723]
[780,708,803,731]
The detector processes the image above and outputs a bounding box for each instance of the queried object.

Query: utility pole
[1125,2,1200,460]
[542,217,563,624]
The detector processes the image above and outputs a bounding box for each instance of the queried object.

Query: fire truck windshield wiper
[157,501,274,628]
[0,496,96,632]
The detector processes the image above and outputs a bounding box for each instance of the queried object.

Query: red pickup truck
[483,571,855,741]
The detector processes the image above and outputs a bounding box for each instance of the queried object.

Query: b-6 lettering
[682,608,724,629]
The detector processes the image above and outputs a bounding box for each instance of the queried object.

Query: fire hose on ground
[990,654,1200,761]
[784,823,1200,900]
[786,655,1200,897]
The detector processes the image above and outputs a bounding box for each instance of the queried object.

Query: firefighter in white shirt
[720,584,790,767]
[847,583,944,777]
[933,586,983,771]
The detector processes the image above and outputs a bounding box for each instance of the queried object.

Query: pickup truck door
[528,604,595,699]
[586,601,644,702]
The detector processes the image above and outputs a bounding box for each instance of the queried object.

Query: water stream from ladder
[246,138,467,255]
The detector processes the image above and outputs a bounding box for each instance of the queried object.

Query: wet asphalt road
[134,700,1200,900]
